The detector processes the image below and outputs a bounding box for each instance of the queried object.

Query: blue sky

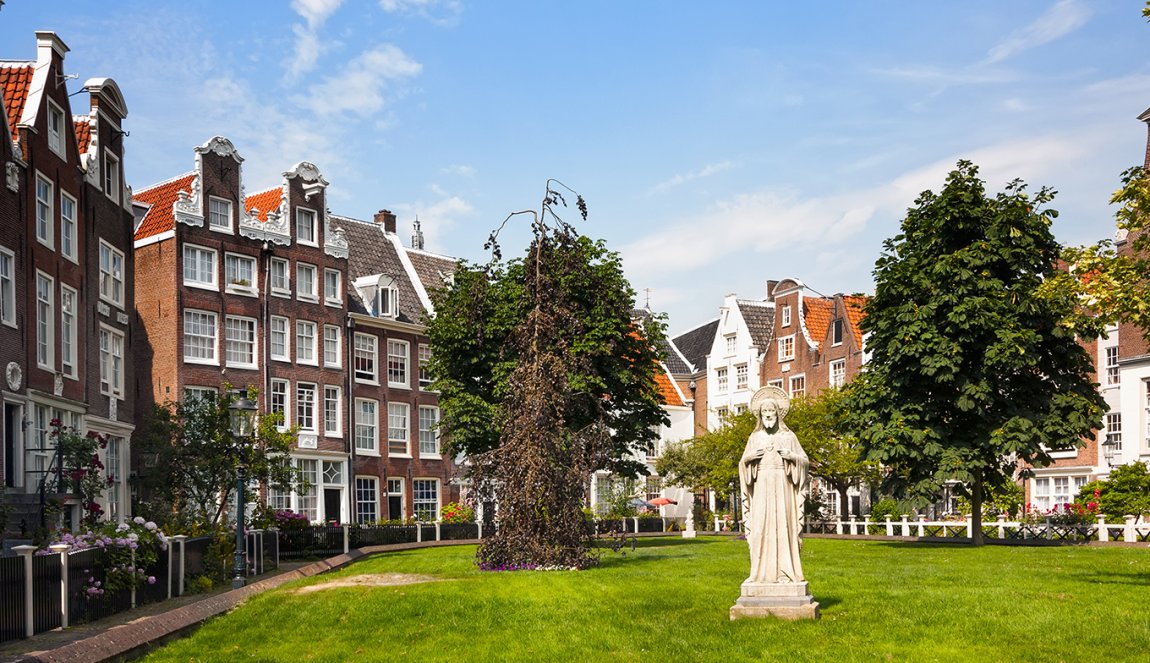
[2,1,1147,333]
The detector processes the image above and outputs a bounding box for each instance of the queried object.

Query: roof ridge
[406,246,456,260]
[671,317,719,338]
[736,298,773,306]
[134,171,195,195]
[0,61,33,67]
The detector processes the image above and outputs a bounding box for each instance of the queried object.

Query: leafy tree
[428,181,668,569]
[786,389,880,519]
[135,388,300,531]
[1075,461,1150,518]
[839,161,1107,544]
[656,411,755,498]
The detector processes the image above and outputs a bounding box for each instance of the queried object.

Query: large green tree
[839,161,1106,544]
[427,181,667,568]
[787,389,880,519]
[656,411,755,499]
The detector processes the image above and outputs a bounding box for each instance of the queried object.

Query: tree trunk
[832,481,850,520]
[971,473,984,546]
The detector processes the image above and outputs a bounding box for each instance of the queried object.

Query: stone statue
[730,386,819,620]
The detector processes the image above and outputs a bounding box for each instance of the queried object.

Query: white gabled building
[705,293,775,429]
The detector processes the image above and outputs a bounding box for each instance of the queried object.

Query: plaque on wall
[5,361,21,391]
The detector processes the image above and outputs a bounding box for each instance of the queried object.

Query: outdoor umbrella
[648,497,677,506]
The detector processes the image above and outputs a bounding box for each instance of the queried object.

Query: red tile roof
[843,295,868,348]
[245,187,282,221]
[655,367,685,407]
[0,63,34,139]
[73,117,90,154]
[803,297,834,346]
[133,173,196,241]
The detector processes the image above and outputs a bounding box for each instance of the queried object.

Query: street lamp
[229,392,257,589]
[1101,436,1119,468]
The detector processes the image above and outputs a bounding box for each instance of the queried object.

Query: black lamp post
[1101,437,1119,468]
[229,393,257,589]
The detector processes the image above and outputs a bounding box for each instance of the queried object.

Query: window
[386,478,405,520]
[296,208,318,245]
[270,316,290,361]
[832,319,844,346]
[1145,381,1150,447]
[387,340,409,387]
[778,335,795,361]
[646,476,662,501]
[184,386,217,404]
[270,379,289,428]
[60,193,77,261]
[781,305,791,327]
[296,382,317,431]
[183,245,217,288]
[1106,413,1122,452]
[224,316,257,367]
[790,375,806,399]
[0,248,14,327]
[317,326,338,367]
[418,344,433,389]
[209,197,233,231]
[61,286,77,378]
[183,310,217,363]
[296,321,317,364]
[99,326,125,397]
[47,100,65,157]
[297,459,318,521]
[830,359,846,388]
[270,258,290,294]
[716,367,728,393]
[99,241,125,307]
[297,263,317,301]
[224,253,256,289]
[324,269,342,305]
[323,460,342,486]
[735,364,748,390]
[355,477,379,524]
[355,399,378,454]
[1105,346,1119,387]
[388,402,409,455]
[413,479,439,522]
[104,151,120,202]
[716,406,729,420]
[36,175,53,248]
[324,386,341,436]
[36,272,53,368]
[419,406,440,456]
[1052,477,1072,507]
[354,333,378,382]
[105,437,122,521]
[725,334,736,356]
[374,285,399,318]
[766,379,783,389]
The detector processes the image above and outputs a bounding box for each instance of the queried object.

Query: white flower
[133,516,146,525]
[128,532,139,542]
[145,521,157,531]
[117,523,129,532]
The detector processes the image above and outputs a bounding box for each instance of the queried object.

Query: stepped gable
[132,173,196,241]
[672,318,719,373]
[329,214,423,324]
[737,299,776,350]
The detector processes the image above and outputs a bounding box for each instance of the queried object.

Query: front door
[388,495,403,521]
[324,488,341,524]
[4,404,15,487]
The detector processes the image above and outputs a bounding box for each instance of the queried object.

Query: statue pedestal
[730,580,820,620]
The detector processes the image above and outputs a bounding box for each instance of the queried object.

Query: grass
[142,537,1150,662]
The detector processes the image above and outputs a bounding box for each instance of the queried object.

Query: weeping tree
[428,181,667,569]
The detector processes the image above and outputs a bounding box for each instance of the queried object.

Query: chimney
[411,217,425,250]
[766,280,779,300]
[373,209,397,234]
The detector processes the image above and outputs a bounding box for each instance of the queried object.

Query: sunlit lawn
[143,537,1150,662]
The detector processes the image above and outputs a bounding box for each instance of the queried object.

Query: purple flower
[147,576,156,585]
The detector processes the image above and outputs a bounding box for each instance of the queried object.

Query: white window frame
[354,333,378,383]
[412,478,440,522]
[60,191,77,263]
[1106,412,1122,452]
[99,324,125,398]
[184,386,217,404]
[0,247,15,328]
[99,240,125,308]
[36,174,53,249]
[830,359,846,388]
[224,315,258,368]
[47,99,66,158]
[224,252,257,294]
[1104,346,1119,387]
[296,320,317,365]
[270,316,290,361]
[418,344,433,390]
[324,268,342,306]
[61,285,77,379]
[296,382,317,432]
[355,398,379,455]
[270,257,290,296]
[778,335,795,362]
[270,378,290,430]
[182,244,218,289]
[35,271,54,369]
[355,476,379,525]
[386,478,405,520]
[324,385,342,437]
[296,207,318,246]
[735,364,748,390]
[323,325,342,368]
[789,374,806,399]
[388,402,410,457]
[104,150,120,203]
[725,334,736,356]
[296,263,318,302]
[418,405,440,457]
[387,340,409,388]
[716,367,728,393]
[781,305,792,327]
[766,379,783,389]
[183,309,218,365]
[208,196,234,232]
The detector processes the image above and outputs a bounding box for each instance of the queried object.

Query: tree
[839,161,1107,545]
[135,388,301,531]
[427,181,668,569]
[656,411,755,499]
[786,389,880,519]
[1075,461,1150,519]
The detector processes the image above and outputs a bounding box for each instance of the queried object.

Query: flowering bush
[52,420,110,529]
[1019,500,1099,526]
[42,517,167,597]
[273,509,310,531]
[440,502,475,524]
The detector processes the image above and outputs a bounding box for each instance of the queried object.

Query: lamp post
[1101,436,1118,468]
[229,393,257,589]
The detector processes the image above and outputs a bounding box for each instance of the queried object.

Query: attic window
[355,274,399,318]
[832,319,843,346]
[781,305,791,327]
[47,100,65,158]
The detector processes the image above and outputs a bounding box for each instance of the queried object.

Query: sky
[2,1,1147,335]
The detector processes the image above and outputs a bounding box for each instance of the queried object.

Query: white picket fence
[802,513,1150,543]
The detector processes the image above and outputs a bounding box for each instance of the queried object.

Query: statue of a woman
[739,386,809,584]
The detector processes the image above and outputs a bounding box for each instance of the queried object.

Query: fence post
[170,535,187,597]
[130,547,137,609]
[849,515,857,536]
[900,515,909,537]
[267,528,279,568]
[49,543,70,629]
[885,515,893,537]
[477,522,483,540]
[995,514,1005,539]
[631,517,638,534]
[342,525,349,555]
[834,517,842,535]
[917,515,926,538]
[714,516,720,532]
[13,545,36,638]
[1097,516,1107,543]
[1124,515,1136,543]
[966,515,973,539]
[1044,517,1053,541]
[435,522,441,542]
[416,521,422,543]
[249,530,263,575]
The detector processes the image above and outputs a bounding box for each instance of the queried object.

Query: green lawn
[143,537,1150,662]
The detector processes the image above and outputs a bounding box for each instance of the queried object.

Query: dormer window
[354,274,399,318]
[209,197,233,232]
[296,207,318,245]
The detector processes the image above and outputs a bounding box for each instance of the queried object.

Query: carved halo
[750,385,791,417]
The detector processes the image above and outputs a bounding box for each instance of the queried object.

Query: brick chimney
[766,280,779,300]
[373,209,397,234]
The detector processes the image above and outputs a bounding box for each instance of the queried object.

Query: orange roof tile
[73,117,90,154]
[246,187,282,221]
[0,63,34,139]
[803,297,834,346]
[655,368,685,407]
[843,295,868,348]
[133,173,196,241]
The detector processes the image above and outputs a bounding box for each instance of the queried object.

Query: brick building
[1,32,135,532]
[132,137,352,523]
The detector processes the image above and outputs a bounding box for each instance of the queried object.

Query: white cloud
[984,0,1091,65]
[391,194,475,251]
[299,45,422,117]
[379,0,463,26]
[287,0,345,79]
[294,0,344,27]
[441,164,476,177]
[649,161,733,194]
